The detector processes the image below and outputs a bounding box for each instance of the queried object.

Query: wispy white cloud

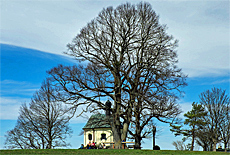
[0,97,30,120]
[1,80,39,97]
[0,96,28,105]
[0,80,38,120]
[198,77,230,86]
[209,78,230,85]
[1,80,28,85]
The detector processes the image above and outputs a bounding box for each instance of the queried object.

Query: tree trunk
[203,146,207,151]
[212,140,216,152]
[134,102,141,149]
[135,121,141,149]
[110,110,122,149]
[112,75,122,149]
[121,94,134,141]
[224,142,227,152]
[191,130,195,151]
[135,134,141,149]
[152,126,156,149]
[111,121,122,149]
[42,137,45,149]
[48,139,52,149]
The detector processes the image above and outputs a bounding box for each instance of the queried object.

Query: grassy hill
[0,149,229,155]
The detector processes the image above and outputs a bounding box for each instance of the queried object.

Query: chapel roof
[83,114,111,129]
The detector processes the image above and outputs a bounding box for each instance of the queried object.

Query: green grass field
[0,149,229,155]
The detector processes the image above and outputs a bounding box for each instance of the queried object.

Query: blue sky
[0,0,229,150]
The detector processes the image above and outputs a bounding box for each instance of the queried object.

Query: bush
[153,145,160,150]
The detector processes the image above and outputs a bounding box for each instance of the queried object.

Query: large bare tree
[199,87,230,152]
[4,80,75,149]
[48,2,186,148]
[220,104,230,152]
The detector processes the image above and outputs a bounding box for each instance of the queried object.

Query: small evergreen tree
[170,102,207,151]
[183,102,207,151]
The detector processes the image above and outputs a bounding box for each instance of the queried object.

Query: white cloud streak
[0,97,29,120]
[0,80,40,97]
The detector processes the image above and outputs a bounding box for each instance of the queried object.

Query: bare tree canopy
[4,80,75,149]
[199,87,230,152]
[172,140,187,151]
[48,2,187,149]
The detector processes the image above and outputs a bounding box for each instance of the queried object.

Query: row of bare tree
[171,88,230,152]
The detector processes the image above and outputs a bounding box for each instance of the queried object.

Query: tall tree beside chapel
[48,2,187,148]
